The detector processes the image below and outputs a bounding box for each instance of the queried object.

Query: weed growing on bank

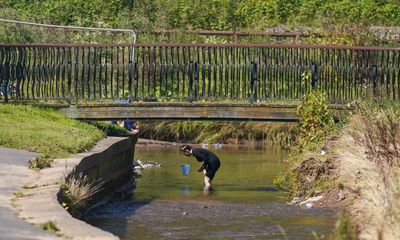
[139,121,296,147]
[295,90,336,152]
[335,210,356,240]
[59,170,104,218]
[0,104,104,167]
[88,121,128,136]
[353,102,400,237]
[39,221,59,232]
[274,90,346,196]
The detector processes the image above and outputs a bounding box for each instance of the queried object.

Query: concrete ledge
[13,136,138,240]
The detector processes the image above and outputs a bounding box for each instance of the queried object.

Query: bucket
[181,164,191,176]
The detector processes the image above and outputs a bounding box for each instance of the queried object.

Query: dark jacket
[192,148,221,180]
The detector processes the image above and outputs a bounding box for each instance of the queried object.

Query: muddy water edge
[85,142,338,239]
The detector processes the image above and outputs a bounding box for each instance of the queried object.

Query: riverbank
[282,103,400,239]
[332,107,400,239]
[138,121,296,147]
[0,104,105,167]
[0,104,137,239]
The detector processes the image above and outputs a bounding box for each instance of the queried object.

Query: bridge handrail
[0,43,399,51]
[1,44,400,104]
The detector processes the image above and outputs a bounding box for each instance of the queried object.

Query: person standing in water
[180,144,221,191]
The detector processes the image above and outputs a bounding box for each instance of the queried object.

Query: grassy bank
[273,90,346,197]
[275,97,400,239]
[335,103,400,239]
[0,104,105,166]
[139,120,296,147]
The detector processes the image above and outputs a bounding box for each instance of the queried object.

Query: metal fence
[1,43,399,104]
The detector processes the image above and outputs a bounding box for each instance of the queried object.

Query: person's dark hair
[180,144,192,152]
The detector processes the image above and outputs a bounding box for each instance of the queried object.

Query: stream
[85,145,337,239]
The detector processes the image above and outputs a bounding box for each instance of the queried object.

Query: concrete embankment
[2,135,137,240]
[0,148,59,240]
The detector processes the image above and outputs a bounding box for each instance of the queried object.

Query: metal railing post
[311,62,318,89]
[188,61,193,103]
[2,48,10,103]
[67,59,72,105]
[134,61,138,101]
[66,47,73,105]
[16,47,23,99]
[194,61,199,101]
[128,61,133,103]
[373,65,378,99]
[2,64,9,103]
[250,61,258,103]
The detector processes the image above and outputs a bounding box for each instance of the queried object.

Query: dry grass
[336,106,400,240]
[59,170,104,218]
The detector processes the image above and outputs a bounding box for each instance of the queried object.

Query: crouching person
[180,144,221,191]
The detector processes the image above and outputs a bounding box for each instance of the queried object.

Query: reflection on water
[85,145,337,239]
[180,184,190,197]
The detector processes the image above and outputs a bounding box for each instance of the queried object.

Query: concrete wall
[66,135,138,204]
[14,135,138,240]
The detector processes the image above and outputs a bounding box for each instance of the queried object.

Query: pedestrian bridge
[60,102,301,121]
[1,43,397,121]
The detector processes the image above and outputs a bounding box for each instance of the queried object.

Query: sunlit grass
[139,120,296,146]
[0,104,104,161]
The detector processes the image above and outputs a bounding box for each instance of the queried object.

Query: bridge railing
[1,44,399,104]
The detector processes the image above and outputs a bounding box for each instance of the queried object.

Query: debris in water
[134,159,161,169]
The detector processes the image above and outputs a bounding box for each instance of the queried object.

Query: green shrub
[273,90,339,195]
[295,90,335,152]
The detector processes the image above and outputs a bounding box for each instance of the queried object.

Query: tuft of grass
[28,157,52,169]
[0,104,105,165]
[59,170,104,218]
[21,184,38,189]
[13,191,25,198]
[335,210,356,240]
[39,221,59,232]
[88,121,128,136]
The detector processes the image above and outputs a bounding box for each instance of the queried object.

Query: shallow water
[86,145,337,239]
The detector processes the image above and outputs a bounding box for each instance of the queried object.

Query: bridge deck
[59,102,351,122]
[60,102,300,122]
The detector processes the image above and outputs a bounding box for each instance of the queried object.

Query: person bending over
[180,144,221,191]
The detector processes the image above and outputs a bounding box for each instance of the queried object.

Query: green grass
[39,221,59,232]
[139,120,296,146]
[0,104,105,162]
[273,91,347,197]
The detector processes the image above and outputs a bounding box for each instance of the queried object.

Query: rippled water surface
[86,145,337,239]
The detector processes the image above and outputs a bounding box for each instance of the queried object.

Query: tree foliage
[1,0,400,44]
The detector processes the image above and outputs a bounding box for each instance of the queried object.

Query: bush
[295,90,335,152]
